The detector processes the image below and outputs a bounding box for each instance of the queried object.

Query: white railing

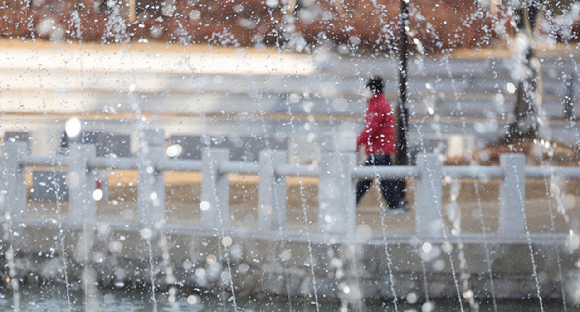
[2,128,580,239]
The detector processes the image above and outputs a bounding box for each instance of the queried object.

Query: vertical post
[396,0,410,201]
[318,132,356,235]
[415,153,442,237]
[138,128,166,227]
[499,154,526,236]
[258,150,287,231]
[68,143,97,226]
[201,148,230,230]
[68,145,99,311]
[0,142,27,220]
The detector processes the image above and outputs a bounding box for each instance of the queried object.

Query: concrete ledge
[2,222,579,304]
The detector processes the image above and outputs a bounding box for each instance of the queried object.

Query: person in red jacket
[356,77,407,214]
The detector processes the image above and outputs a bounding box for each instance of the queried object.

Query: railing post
[201,148,230,230]
[258,150,287,231]
[0,142,27,220]
[68,143,97,226]
[415,153,443,237]
[318,132,357,235]
[138,128,166,227]
[499,153,526,236]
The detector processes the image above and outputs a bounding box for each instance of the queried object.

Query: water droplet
[187,294,199,305]
[206,254,217,265]
[506,82,516,94]
[406,292,418,304]
[262,205,273,215]
[93,189,103,201]
[221,236,233,247]
[140,228,152,240]
[65,118,82,138]
[422,242,432,253]
[422,302,435,312]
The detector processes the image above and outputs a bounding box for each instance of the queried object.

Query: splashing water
[298,179,320,312]
[473,178,498,312]
[379,214,399,312]
[145,233,158,312]
[53,175,72,312]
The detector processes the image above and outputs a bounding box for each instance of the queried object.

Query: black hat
[366,77,384,94]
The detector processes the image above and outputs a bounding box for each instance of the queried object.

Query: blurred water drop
[406,292,418,304]
[187,295,199,305]
[140,228,152,240]
[65,118,82,138]
[506,82,516,94]
[92,189,103,201]
[206,254,217,265]
[195,268,206,278]
[422,302,435,312]
[280,250,292,262]
[221,236,233,247]
[183,259,193,270]
[422,242,432,253]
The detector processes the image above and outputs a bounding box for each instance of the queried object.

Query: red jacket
[356,94,396,155]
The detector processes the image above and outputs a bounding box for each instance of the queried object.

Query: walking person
[356,77,408,214]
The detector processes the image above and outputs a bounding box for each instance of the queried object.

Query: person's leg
[356,179,373,205]
[377,155,401,208]
[382,179,401,208]
[355,156,374,205]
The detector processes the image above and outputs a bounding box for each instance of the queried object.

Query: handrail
[442,166,504,180]
[526,166,580,180]
[20,155,69,167]
[89,157,138,170]
[219,161,260,175]
[352,166,420,179]
[157,159,203,172]
[18,154,580,182]
[275,164,320,177]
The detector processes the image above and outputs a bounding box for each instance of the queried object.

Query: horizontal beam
[526,166,580,180]
[352,165,421,179]
[89,157,138,170]
[442,166,504,180]
[4,217,572,246]
[20,155,69,167]
[157,159,202,172]
[219,161,260,175]
[19,155,580,182]
[275,164,320,177]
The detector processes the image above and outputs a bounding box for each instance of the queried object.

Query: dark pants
[356,154,400,207]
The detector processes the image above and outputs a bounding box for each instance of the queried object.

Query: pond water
[0,285,569,312]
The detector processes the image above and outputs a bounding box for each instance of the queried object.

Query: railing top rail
[20,155,69,167]
[442,166,505,180]
[157,159,203,172]
[526,166,580,180]
[352,165,420,179]
[12,148,580,182]
[276,164,320,177]
[89,157,139,171]
[219,161,260,175]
